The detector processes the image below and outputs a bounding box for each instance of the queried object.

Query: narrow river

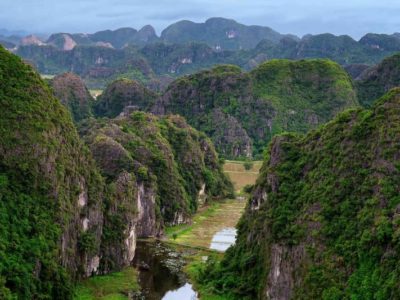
[132,197,246,299]
[132,240,198,300]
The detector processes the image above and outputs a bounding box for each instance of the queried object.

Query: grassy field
[74,268,139,300]
[223,160,263,192]
[40,74,55,79]
[89,89,103,99]
[166,199,246,249]
[165,160,262,248]
[74,160,261,300]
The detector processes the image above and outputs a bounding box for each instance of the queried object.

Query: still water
[210,227,237,252]
[133,240,198,300]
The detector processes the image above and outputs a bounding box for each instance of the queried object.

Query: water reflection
[210,227,237,252]
[133,240,198,300]
[162,283,197,300]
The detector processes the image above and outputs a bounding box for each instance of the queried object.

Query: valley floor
[74,160,260,300]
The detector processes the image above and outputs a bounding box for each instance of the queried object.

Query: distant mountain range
[2,17,400,89]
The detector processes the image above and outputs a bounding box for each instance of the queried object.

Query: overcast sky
[1,0,399,39]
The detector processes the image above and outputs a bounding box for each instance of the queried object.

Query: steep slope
[201,89,400,299]
[16,44,159,90]
[15,24,400,91]
[356,53,400,107]
[140,42,229,76]
[161,17,289,51]
[0,40,15,49]
[244,33,400,68]
[93,78,158,118]
[90,27,138,48]
[0,46,104,299]
[0,46,234,299]
[50,72,94,122]
[154,60,358,158]
[359,33,400,52]
[81,112,233,226]
[47,33,78,51]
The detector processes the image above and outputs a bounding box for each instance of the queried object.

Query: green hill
[50,72,94,122]
[0,46,233,299]
[154,60,358,158]
[199,88,400,299]
[0,46,104,299]
[357,53,400,107]
[93,78,158,118]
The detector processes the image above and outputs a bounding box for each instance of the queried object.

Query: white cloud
[0,0,399,38]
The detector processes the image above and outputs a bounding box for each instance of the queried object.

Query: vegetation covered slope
[0,46,104,299]
[81,112,233,225]
[50,72,94,122]
[199,89,400,299]
[357,53,400,107]
[15,25,400,90]
[161,17,286,51]
[154,60,358,158]
[93,78,158,118]
[0,46,234,299]
[17,44,161,90]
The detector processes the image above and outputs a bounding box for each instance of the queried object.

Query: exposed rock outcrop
[21,34,45,46]
[81,112,233,227]
[202,89,400,299]
[153,60,358,158]
[0,46,104,298]
[356,53,400,106]
[0,46,233,298]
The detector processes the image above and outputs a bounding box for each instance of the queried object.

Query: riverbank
[74,160,261,299]
[165,198,246,249]
[74,268,139,300]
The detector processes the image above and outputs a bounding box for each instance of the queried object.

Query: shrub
[243,160,253,171]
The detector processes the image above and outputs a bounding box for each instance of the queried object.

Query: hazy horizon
[1,0,400,39]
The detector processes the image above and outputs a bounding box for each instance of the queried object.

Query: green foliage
[93,78,158,118]
[199,88,400,298]
[242,184,253,194]
[357,53,400,107]
[160,59,358,158]
[50,72,94,122]
[0,46,104,299]
[74,267,139,300]
[243,160,253,171]
[136,166,149,181]
[83,112,233,225]
[78,232,98,255]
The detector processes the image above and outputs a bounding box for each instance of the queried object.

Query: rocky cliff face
[99,170,159,273]
[0,46,104,299]
[202,89,400,299]
[81,112,233,227]
[161,17,290,51]
[50,72,94,122]
[153,60,358,158]
[356,53,400,107]
[0,47,233,298]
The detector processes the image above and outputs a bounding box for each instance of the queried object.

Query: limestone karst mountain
[0,46,231,299]
[199,88,400,299]
[11,18,400,90]
[356,53,400,107]
[152,60,358,158]
[50,72,94,122]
